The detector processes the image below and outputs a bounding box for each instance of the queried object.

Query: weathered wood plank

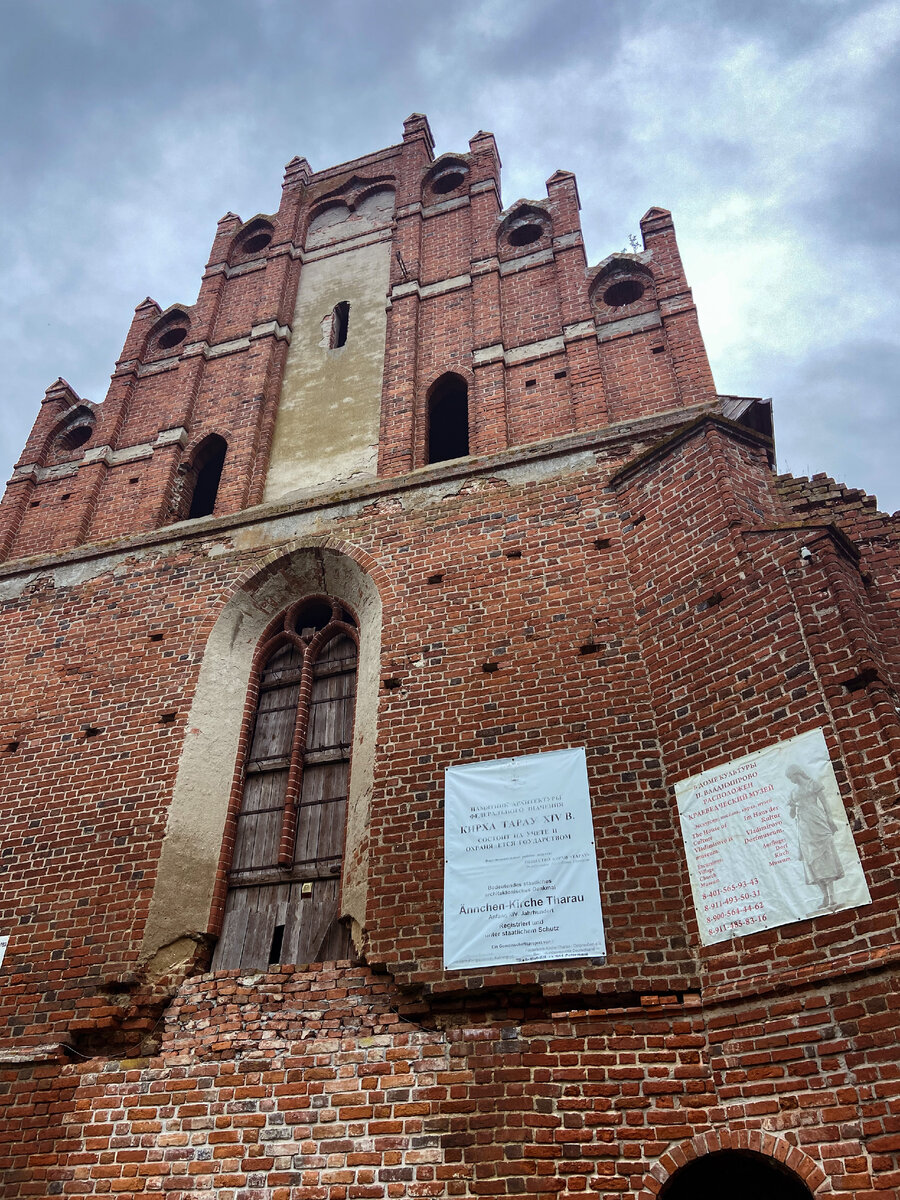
[217,621,358,968]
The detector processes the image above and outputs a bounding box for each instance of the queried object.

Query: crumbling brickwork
[1,115,898,1197]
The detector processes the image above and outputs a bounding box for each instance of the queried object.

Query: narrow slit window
[268,924,285,965]
[185,435,227,520]
[427,373,469,464]
[330,301,350,348]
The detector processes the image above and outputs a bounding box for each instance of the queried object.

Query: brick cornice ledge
[702,938,900,1008]
[608,412,772,488]
[0,1041,71,1066]
[0,402,713,580]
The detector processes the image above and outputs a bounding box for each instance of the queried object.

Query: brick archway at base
[638,1130,829,1198]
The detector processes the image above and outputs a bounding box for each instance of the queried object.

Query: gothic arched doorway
[659,1150,814,1200]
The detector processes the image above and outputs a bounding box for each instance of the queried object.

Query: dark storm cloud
[1,0,898,510]
[798,65,900,249]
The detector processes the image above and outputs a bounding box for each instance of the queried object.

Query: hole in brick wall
[525,379,537,388]
[482,662,499,673]
[5,741,20,753]
[60,493,71,501]
[631,513,646,526]
[652,345,665,354]
[102,978,136,995]
[330,301,350,348]
[579,643,603,656]
[507,222,545,247]
[701,591,724,610]
[159,712,177,724]
[432,169,467,194]
[383,676,401,689]
[82,725,102,738]
[186,434,227,519]
[603,279,645,307]
[242,231,272,254]
[505,549,522,558]
[149,632,164,642]
[843,667,880,692]
[427,573,444,584]
[129,477,140,484]
[554,370,567,379]
[158,327,188,350]
[594,537,612,550]
[30,501,40,507]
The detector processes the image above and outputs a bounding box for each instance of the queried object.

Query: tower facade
[1,115,897,1198]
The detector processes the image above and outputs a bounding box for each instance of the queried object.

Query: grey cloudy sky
[2,0,898,510]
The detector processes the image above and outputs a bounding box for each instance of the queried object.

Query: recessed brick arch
[232,535,395,610]
[140,537,386,972]
[638,1130,829,1199]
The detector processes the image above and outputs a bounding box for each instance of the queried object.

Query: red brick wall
[1,420,897,1024]
[1,964,896,1197]
[1,118,899,1197]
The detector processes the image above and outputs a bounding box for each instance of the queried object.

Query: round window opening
[61,425,92,451]
[432,169,467,195]
[158,327,188,351]
[242,231,272,254]
[296,598,336,634]
[507,222,545,247]
[603,278,645,307]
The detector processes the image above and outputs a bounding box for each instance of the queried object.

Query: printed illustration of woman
[785,764,844,911]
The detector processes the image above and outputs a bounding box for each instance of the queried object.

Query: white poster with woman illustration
[674,727,870,945]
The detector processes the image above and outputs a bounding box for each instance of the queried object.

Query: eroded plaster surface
[263,235,391,501]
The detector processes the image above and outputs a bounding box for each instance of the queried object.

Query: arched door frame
[638,1130,828,1199]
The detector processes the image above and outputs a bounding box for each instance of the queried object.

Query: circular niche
[603,278,646,307]
[507,221,546,247]
[59,424,93,452]
[432,168,467,195]
[241,231,272,254]
[158,326,188,350]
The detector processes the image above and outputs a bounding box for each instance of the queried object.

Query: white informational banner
[443,747,606,970]
[0,935,7,970]
[674,727,870,945]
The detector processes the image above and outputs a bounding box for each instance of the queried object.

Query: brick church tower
[1,115,897,1198]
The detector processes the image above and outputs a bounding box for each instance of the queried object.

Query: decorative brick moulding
[0,114,898,1198]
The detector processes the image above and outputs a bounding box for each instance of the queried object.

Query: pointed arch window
[184,434,227,520]
[212,597,358,970]
[427,373,469,464]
